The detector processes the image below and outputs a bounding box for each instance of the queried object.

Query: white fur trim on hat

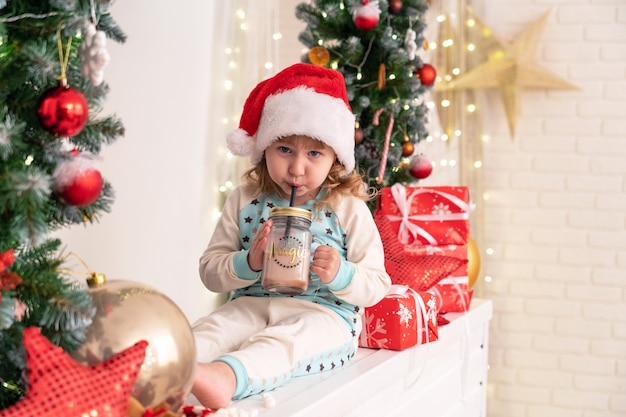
[253,86,355,172]
[226,63,356,173]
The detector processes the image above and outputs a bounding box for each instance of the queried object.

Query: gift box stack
[360,184,474,351]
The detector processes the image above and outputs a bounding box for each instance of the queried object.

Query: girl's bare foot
[191,362,237,410]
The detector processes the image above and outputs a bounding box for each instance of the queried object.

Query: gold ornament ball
[308,46,330,67]
[468,237,481,289]
[71,276,196,412]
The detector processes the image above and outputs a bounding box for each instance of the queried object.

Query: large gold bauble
[71,276,196,412]
[467,237,481,289]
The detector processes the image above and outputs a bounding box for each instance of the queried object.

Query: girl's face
[264,135,336,205]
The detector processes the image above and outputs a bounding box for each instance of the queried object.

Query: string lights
[211,2,282,224]
[423,1,491,294]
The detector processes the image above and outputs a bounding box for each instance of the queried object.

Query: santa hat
[227,63,356,173]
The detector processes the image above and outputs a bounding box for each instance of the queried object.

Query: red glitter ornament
[37,84,89,137]
[408,154,433,179]
[415,63,437,87]
[353,0,381,31]
[0,327,146,417]
[53,152,103,206]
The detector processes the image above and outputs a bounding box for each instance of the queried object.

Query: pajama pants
[192,296,359,399]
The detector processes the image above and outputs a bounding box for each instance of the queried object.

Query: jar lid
[269,206,312,220]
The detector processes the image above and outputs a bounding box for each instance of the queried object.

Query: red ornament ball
[37,85,89,137]
[401,141,415,157]
[415,63,437,87]
[353,0,380,31]
[389,0,403,14]
[408,154,433,180]
[53,155,103,206]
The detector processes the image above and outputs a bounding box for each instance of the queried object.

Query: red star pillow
[0,327,147,417]
[375,210,467,291]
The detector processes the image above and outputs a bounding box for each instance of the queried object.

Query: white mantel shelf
[232,298,493,417]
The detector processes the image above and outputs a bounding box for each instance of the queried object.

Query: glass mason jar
[261,207,312,295]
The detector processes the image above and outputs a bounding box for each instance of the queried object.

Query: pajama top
[199,184,391,321]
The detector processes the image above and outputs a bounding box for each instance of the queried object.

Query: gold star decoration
[436,8,578,138]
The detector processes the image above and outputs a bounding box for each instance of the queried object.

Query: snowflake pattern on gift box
[396,303,413,326]
[361,315,389,348]
[431,202,451,216]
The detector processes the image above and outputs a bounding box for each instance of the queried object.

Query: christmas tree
[296,0,435,194]
[0,0,125,408]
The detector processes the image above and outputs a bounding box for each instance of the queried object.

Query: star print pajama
[193,185,391,399]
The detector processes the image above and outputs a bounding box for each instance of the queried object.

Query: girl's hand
[248,220,272,272]
[311,245,340,284]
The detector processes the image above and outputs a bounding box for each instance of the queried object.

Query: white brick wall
[478,1,626,416]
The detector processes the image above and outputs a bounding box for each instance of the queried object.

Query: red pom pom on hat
[227,63,356,173]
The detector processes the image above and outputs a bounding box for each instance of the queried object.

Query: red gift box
[359,286,438,351]
[377,184,471,246]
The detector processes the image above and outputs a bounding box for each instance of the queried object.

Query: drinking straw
[284,186,297,237]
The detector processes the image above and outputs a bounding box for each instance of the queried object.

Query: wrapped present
[374,184,471,291]
[359,285,438,351]
[377,184,472,246]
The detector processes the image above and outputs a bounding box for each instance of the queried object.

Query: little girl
[190,63,391,410]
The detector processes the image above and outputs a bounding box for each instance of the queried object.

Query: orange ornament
[378,63,386,90]
[308,46,330,67]
[401,140,415,157]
